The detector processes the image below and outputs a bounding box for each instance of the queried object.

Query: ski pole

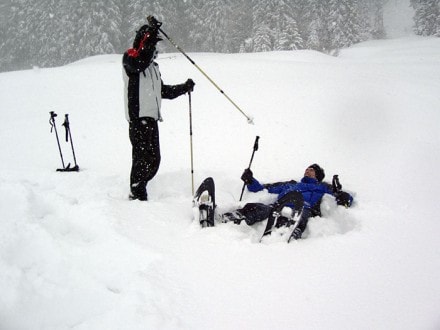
[147,15,254,125]
[62,114,79,171]
[332,175,342,193]
[239,136,260,201]
[49,111,66,169]
[188,91,195,195]
[332,174,350,208]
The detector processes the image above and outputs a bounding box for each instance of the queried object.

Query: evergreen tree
[0,0,32,70]
[411,0,440,36]
[158,0,193,53]
[73,0,123,61]
[251,0,276,52]
[328,0,362,53]
[33,0,67,67]
[0,0,413,72]
[291,0,313,48]
[124,0,154,36]
[273,0,303,50]
[199,0,234,52]
[356,1,373,40]
[306,0,332,52]
[183,0,207,52]
[437,8,440,36]
[228,2,254,53]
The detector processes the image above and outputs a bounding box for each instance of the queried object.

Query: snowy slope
[1,37,439,330]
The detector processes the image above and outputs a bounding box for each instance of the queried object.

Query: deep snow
[1,36,439,330]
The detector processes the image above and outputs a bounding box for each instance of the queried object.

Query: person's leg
[222,203,272,225]
[129,118,161,200]
[238,203,272,225]
[290,208,312,240]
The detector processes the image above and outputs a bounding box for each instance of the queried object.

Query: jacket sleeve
[248,178,293,195]
[161,81,188,99]
[122,46,156,74]
[265,182,296,195]
[263,180,297,190]
[246,177,265,192]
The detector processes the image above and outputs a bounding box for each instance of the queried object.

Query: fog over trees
[0,0,438,72]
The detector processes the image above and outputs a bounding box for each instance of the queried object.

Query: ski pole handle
[49,111,66,169]
[49,111,57,132]
[254,136,260,150]
[239,136,260,201]
[332,175,342,193]
[248,136,259,167]
[62,114,70,142]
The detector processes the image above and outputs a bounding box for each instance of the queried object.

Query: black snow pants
[237,203,311,233]
[129,117,160,199]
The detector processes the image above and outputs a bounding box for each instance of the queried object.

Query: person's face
[304,167,317,179]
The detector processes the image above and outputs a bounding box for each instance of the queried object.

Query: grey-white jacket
[122,51,189,122]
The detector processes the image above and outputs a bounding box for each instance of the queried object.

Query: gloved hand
[147,15,162,29]
[241,168,254,185]
[185,79,195,92]
[335,191,352,207]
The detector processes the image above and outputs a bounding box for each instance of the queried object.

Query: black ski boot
[222,211,246,224]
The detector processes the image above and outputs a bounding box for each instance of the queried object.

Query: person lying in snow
[222,164,354,240]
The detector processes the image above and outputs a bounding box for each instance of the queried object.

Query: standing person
[123,18,195,201]
[223,164,353,240]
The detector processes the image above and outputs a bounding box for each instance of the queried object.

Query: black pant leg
[296,208,312,233]
[238,203,272,225]
[129,118,161,196]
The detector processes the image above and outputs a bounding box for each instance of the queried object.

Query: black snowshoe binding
[260,191,304,243]
[193,177,216,227]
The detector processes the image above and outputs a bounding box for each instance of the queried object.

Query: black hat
[309,164,325,182]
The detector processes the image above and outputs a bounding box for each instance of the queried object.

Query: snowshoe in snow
[260,191,304,243]
[193,177,216,227]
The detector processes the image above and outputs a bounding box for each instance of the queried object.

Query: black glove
[241,168,254,185]
[147,15,162,29]
[335,191,352,207]
[185,79,195,92]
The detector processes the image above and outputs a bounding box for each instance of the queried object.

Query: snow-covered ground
[1,36,439,330]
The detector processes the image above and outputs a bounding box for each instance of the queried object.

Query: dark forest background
[0,0,438,72]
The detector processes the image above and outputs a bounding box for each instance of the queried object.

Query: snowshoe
[260,191,304,243]
[193,177,216,227]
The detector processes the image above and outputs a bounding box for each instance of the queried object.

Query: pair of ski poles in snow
[49,111,79,172]
[149,16,254,195]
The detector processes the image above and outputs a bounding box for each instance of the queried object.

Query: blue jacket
[247,176,336,209]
